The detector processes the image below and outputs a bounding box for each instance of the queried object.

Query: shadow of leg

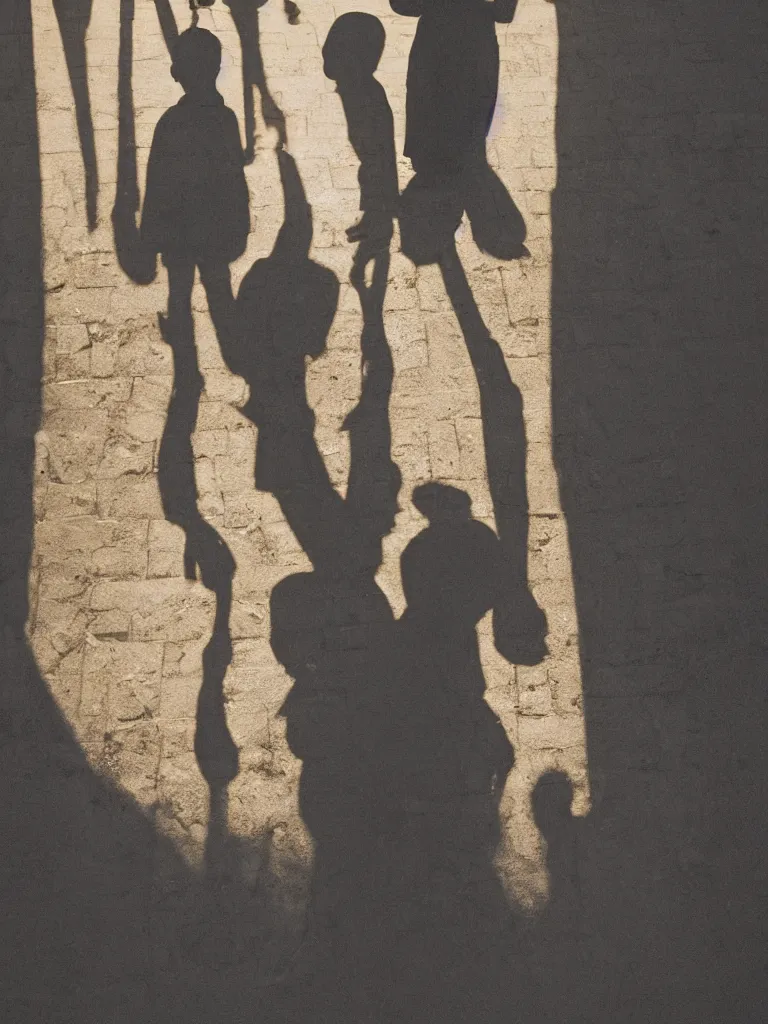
[199,261,239,376]
[158,264,239,791]
[226,0,286,158]
[53,4,99,230]
[153,0,180,54]
[113,0,158,284]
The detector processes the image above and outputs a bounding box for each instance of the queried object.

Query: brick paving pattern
[28,0,586,912]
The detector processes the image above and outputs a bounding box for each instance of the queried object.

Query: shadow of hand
[493,584,548,666]
[183,520,236,591]
[350,244,390,326]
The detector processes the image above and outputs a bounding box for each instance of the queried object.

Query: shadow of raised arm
[224,0,286,159]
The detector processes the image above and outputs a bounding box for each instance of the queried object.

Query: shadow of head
[403,483,503,629]
[269,568,393,679]
[411,481,471,523]
[323,12,385,83]
[236,150,337,376]
[171,26,222,91]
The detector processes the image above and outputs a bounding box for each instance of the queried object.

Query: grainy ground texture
[1,1,766,1022]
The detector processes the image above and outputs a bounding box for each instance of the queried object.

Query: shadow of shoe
[399,174,463,266]
[463,164,529,261]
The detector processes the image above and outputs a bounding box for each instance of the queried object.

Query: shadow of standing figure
[52,0,98,230]
[140,26,250,816]
[393,0,528,263]
[235,147,401,1003]
[322,13,399,250]
[234,83,545,1024]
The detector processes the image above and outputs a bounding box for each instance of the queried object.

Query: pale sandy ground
[30,0,584,921]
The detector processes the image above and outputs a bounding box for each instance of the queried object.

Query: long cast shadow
[438,245,548,666]
[1,7,199,1022]
[153,0,180,53]
[145,26,250,839]
[113,13,246,855]
[2,9,300,1013]
[9,0,767,1019]
[113,0,158,283]
[52,0,98,230]
[223,0,287,159]
[4,2,575,1018]
[229,27,547,1014]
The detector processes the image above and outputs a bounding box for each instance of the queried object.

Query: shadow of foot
[400,166,529,265]
[464,163,529,261]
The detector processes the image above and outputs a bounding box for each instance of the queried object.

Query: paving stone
[43,480,98,518]
[147,519,187,580]
[518,663,553,717]
[96,476,164,520]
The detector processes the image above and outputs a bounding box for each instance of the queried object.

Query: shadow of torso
[403,0,500,174]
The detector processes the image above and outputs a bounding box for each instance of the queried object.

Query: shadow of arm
[113,0,157,284]
[153,0,179,53]
[344,251,399,534]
